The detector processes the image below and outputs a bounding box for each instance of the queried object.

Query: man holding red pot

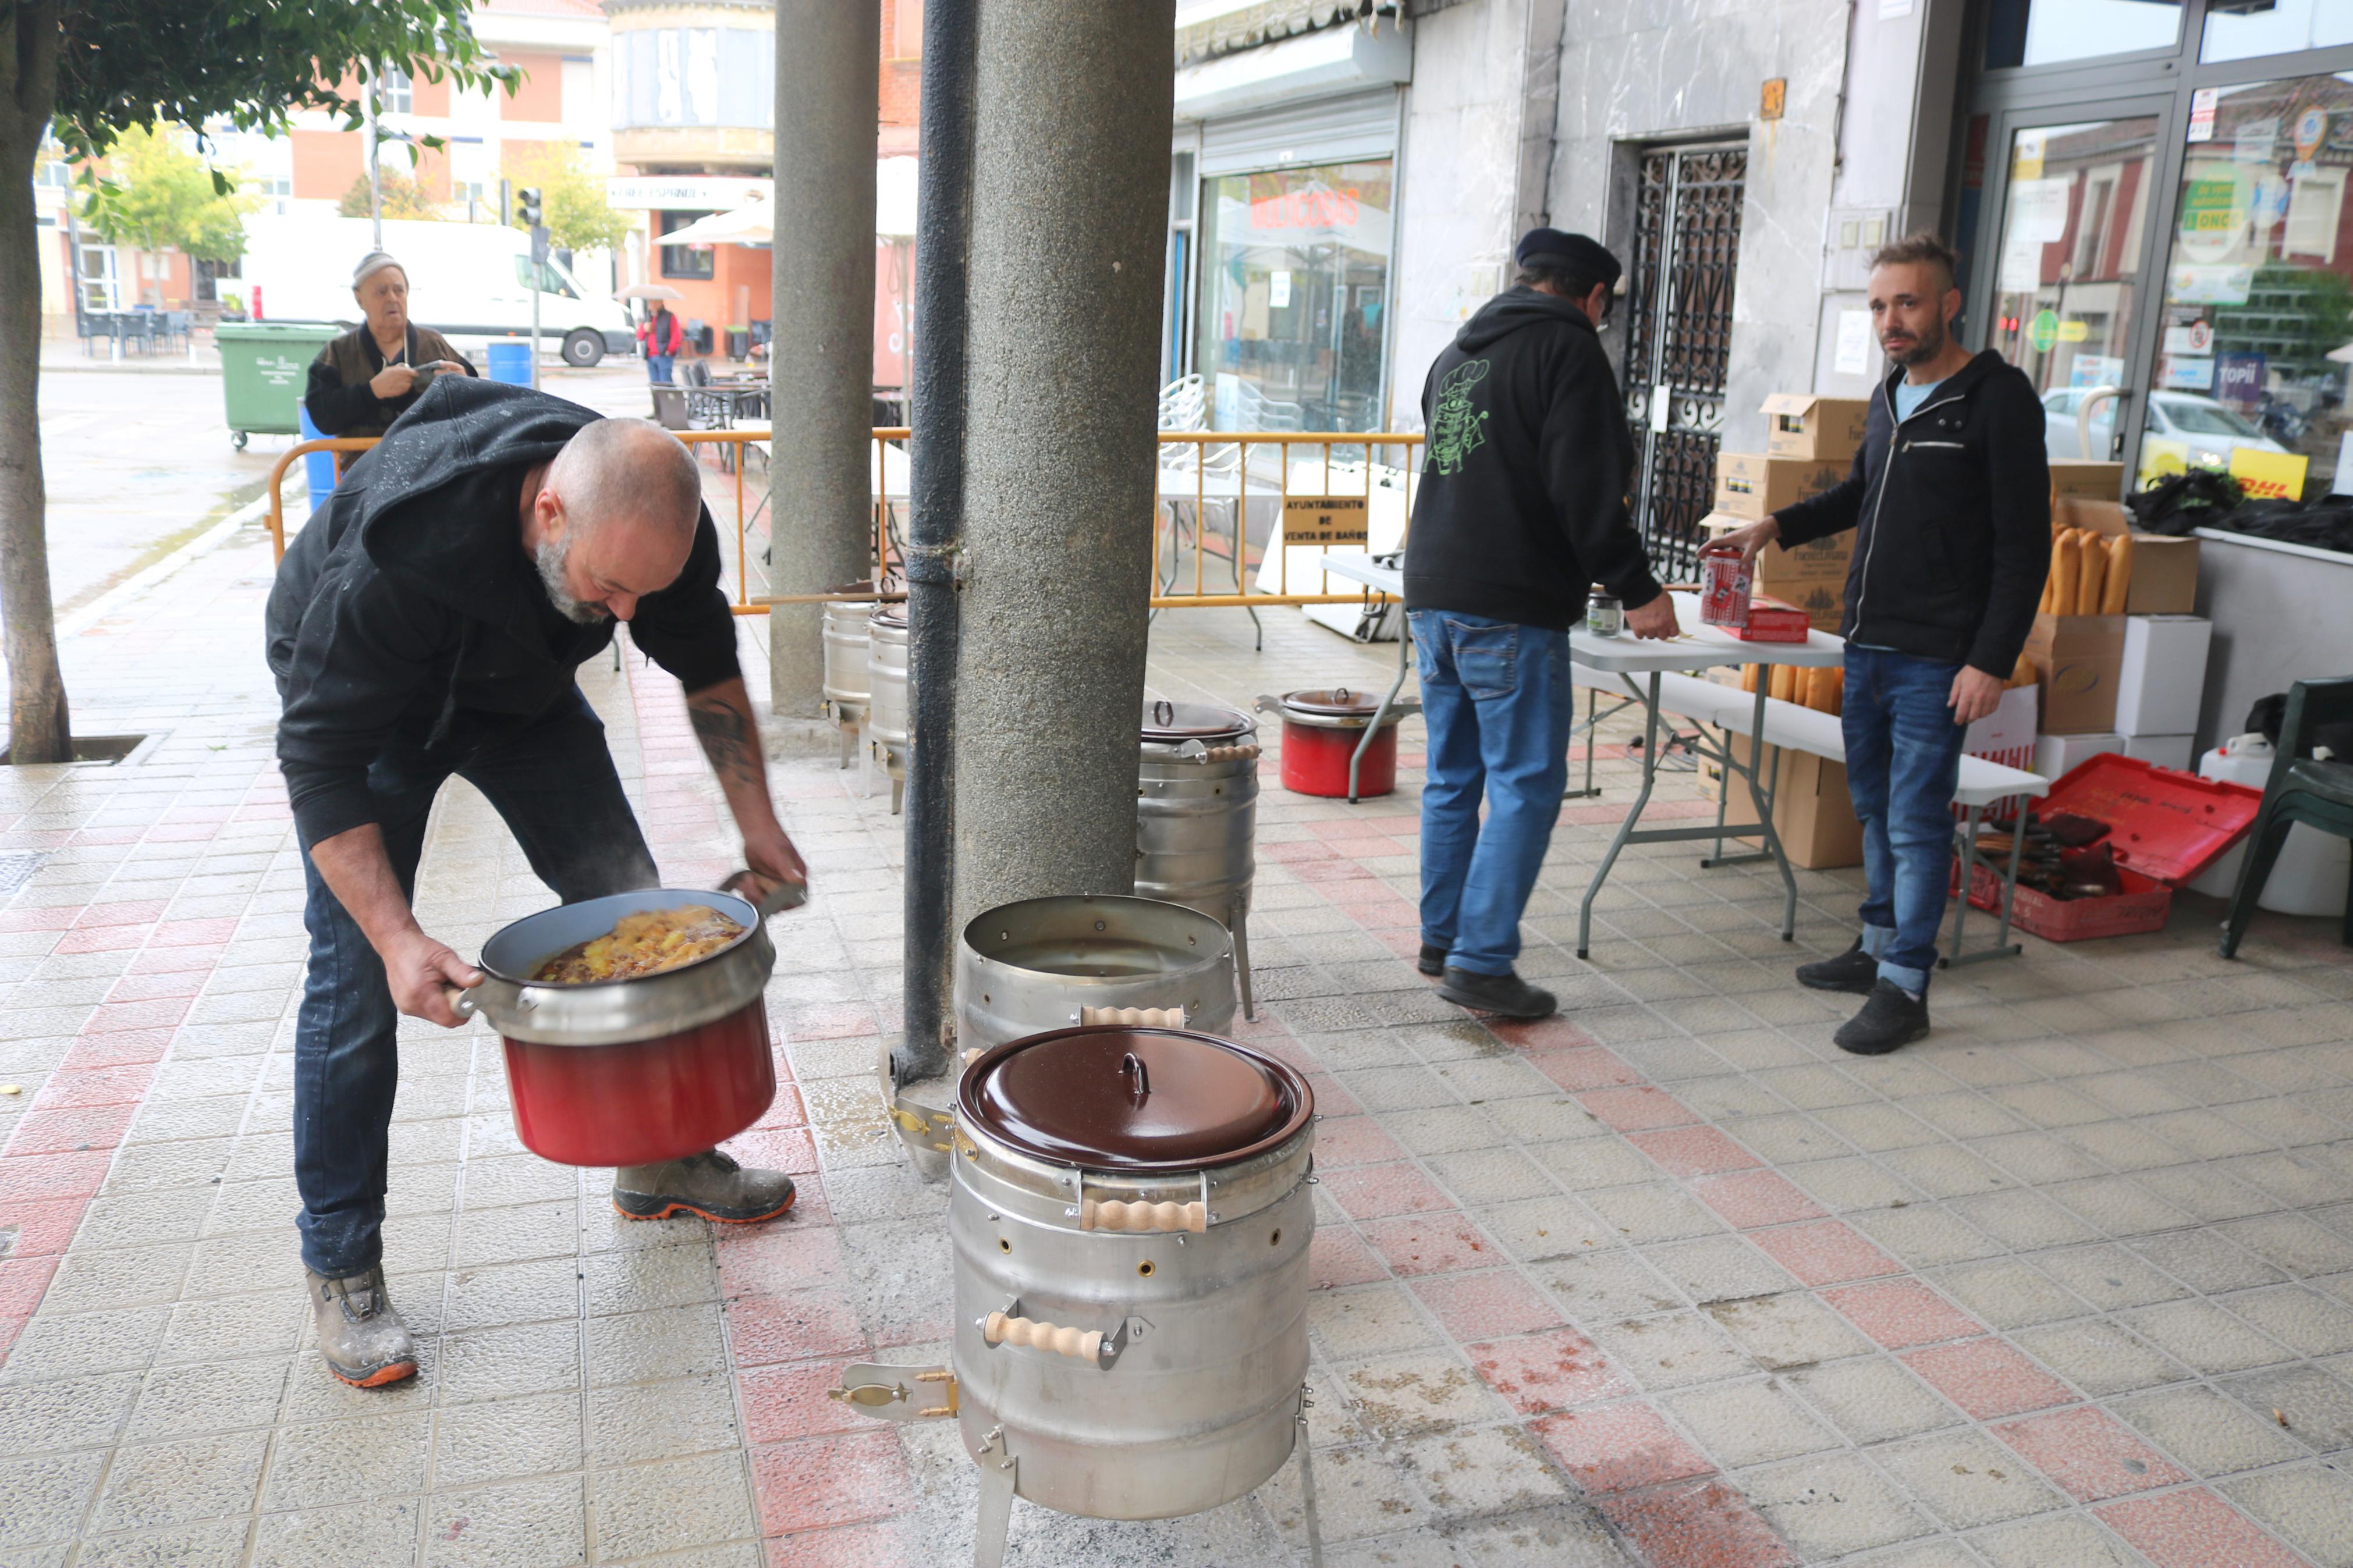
[268,377,808,1389]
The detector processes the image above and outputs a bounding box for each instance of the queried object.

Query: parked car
[2042,386,2289,465]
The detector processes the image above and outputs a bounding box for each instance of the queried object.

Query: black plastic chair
[2219,674,2353,957]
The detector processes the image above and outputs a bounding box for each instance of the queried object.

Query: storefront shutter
[1197,90,1400,177]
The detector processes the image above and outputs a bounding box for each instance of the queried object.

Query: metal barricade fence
[265,428,1422,617]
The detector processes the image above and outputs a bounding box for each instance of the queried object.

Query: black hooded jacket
[1402,286,1662,631]
[1773,350,2050,677]
[267,376,739,848]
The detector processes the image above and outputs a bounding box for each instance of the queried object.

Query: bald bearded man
[268,378,807,1388]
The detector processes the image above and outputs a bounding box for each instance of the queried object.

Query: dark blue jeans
[1841,646,1968,994]
[294,688,658,1278]
[647,354,675,384]
[1411,610,1574,976]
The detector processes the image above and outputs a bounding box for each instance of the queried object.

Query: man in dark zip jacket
[1715,233,2049,1054]
[268,376,809,1388]
[1404,229,1677,1020]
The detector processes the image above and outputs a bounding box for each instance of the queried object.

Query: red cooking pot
[459,887,776,1167]
[1258,687,1415,799]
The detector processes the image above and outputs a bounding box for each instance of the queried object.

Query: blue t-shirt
[1894,377,1944,422]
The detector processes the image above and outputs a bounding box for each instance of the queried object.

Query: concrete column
[768,2,879,719]
[949,0,1175,927]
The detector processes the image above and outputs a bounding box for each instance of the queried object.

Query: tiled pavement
[2,513,2353,1566]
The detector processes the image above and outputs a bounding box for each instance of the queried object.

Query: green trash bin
[217,321,340,450]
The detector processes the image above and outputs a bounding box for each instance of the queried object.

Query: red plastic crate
[1954,755,2260,943]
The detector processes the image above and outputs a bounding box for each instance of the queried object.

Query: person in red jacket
[638,304,683,383]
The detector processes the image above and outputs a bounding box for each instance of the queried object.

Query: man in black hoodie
[1404,230,1677,1021]
[1712,234,2049,1055]
[268,376,808,1388]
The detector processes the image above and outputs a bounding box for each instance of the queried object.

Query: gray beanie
[353,251,405,289]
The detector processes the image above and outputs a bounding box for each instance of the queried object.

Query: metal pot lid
[871,604,907,628]
[960,1026,1312,1172]
[1279,686,1381,717]
[1140,698,1254,743]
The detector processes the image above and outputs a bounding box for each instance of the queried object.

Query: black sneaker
[1417,943,1447,977]
[1834,980,1931,1055]
[1796,938,1880,995]
[1438,966,1556,1020]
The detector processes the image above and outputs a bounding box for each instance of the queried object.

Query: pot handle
[982,1310,1103,1361]
[1080,1197,1207,1234]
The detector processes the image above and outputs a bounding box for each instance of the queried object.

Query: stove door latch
[829,1361,958,1421]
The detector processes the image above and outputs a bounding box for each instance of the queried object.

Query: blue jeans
[1841,646,1968,994]
[1411,610,1574,976]
[294,689,658,1278]
[647,354,675,383]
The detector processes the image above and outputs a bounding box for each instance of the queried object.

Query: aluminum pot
[461,888,775,1168]
[949,1026,1315,1523]
[822,596,874,707]
[956,894,1234,1051]
[867,606,909,748]
[1135,700,1259,1018]
[1259,687,1407,798]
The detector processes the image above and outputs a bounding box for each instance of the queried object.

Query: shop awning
[654,158,921,246]
[1173,17,1410,122]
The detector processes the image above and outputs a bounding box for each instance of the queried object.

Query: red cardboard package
[1736,603,1811,643]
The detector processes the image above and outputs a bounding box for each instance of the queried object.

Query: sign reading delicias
[1281,495,1370,546]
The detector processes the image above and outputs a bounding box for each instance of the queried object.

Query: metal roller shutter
[1197,90,1400,176]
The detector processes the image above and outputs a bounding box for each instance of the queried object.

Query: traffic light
[515,187,542,227]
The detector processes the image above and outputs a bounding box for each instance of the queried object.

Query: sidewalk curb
[56,493,273,639]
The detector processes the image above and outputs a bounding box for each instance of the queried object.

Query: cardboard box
[2035,730,2122,780]
[1710,736,1864,870]
[2120,733,2195,771]
[2053,497,2201,615]
[1698,511,1853,631]
[1713,451,1850,520]
[1762,393,1871,462]
[1736,605,1811,643]
[1960,683,2040,819]
[2024,611,2125,734]
[2114,615,2211,737]
[2050,461,2125,503]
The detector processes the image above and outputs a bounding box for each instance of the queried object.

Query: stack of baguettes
[2039,523,2133,617]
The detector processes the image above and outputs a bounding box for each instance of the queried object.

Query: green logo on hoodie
[1426,358,1490,476]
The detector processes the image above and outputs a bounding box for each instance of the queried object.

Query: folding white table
[1568,595,1846,958]
[1311,553,1420,802]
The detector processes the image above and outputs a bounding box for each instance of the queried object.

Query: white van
[236,215,636,367]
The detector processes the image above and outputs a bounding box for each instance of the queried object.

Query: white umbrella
[654,161,921,247]
[655,201,773,247]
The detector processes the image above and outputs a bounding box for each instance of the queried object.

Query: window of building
[1194,160,1393,433]
[1982,0,2183,70]
[2148,70,2353,497]
[2203,0,2353,63]
[379,66,413,116]
[659,209,715,280]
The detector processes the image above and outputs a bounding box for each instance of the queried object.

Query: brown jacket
[304,323,478,438]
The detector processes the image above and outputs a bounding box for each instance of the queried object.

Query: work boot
[1417,943,1448,977]
[1834,980,1932,1056]
[1796,938,1880,995]
[307,1265,417,1389]
[1438,966,1557,1020]
[612,1149,797,1224]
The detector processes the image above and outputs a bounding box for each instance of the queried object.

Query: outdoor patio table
[1568,592,1844,958]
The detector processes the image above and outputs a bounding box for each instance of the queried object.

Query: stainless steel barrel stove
[1134,700,1261,1018]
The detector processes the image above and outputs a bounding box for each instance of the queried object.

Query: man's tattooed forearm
[688,698,760,787]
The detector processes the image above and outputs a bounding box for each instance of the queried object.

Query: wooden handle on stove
[1079,1005,1186,1028]
[1080,1197,1207,1233]
[982,1311,1102,1360]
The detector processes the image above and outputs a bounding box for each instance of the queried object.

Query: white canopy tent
[655,158,920,247]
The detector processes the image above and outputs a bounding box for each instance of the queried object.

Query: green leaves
[52,0,513,159]
[74,122,256,263]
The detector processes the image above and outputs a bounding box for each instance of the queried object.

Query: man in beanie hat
[1403,227,1677,1021]
[304,250,477,439]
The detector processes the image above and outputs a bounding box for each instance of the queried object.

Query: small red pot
[1262,687,1407,798]
[464,888,778,1168]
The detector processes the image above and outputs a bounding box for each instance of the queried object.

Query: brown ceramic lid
[961,1027,1312,1172]
[1281,686,1380,717]
[1141,698,1255,744]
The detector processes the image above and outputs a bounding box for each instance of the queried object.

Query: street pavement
[0,467,2349,1565]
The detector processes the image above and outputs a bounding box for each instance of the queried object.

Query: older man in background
[267,377,806,1388]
